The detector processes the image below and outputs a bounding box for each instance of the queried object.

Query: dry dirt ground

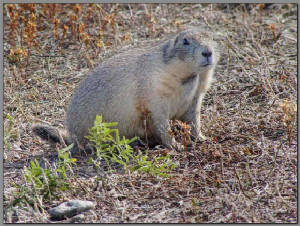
[3,3,298,223]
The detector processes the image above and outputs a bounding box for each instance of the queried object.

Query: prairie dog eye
[183,38,189,45]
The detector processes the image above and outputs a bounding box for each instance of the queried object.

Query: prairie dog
[33,28,219,150]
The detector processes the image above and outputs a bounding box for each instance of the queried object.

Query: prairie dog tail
[32,124,72,146]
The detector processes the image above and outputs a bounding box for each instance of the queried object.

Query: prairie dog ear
[173,31,187,47]
[173,33,181,47]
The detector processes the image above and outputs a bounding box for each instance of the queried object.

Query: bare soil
[3,3,297,223]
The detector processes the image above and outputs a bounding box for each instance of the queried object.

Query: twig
[30,54,66,58]
[234,167,252,200]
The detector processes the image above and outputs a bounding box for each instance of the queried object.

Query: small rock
[70,214,85,223]
[48,200,95,220]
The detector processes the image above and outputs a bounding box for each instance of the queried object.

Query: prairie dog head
[162,28,219,73]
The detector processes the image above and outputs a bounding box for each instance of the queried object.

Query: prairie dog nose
[202,49,212,58]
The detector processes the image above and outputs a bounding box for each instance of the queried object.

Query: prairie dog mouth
[201,62,213,67]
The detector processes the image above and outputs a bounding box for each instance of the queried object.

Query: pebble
[48,200,95,220]
[70,214,85,223]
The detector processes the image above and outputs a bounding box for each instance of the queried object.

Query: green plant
[86,115,177,178]
[4,113,19,151]
[86,115,136,172]
[11,144,76,209]
[132,151,177,178]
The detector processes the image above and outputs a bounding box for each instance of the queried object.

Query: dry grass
[3,3,297,223]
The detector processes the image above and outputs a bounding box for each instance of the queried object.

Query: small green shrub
[11,144,76,209]
[4,113,19,151]
[86,115,136,172]
[86,115,177,178]
[132,151,176,178]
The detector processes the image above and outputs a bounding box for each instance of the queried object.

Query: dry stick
[274,171,294,209]
[77,180,88,194]
[245,160,254,186]
[262,144,280,181]
[273,142,282,164]
[200,14,210,28]
[30,54,66,58]
[249,30,275,96]
[233,167,253,200]
[220,157,224,176]
[231,133,255,143]
[225,36,255,61]
[126,172,139,198]
[267,98,276,112]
